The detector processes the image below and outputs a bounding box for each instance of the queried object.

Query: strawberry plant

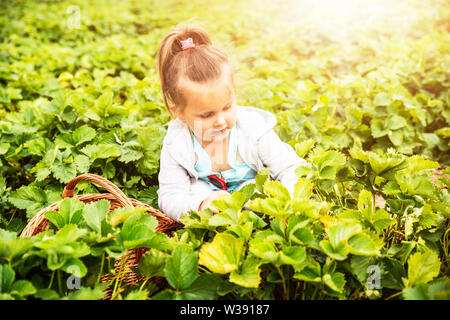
[0,0,448,300]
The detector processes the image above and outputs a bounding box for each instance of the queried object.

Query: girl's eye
[201,113,212,119]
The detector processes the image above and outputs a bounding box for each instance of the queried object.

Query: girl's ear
[169,104,184,120]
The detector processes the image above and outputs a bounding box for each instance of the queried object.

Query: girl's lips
[214,128,227,135]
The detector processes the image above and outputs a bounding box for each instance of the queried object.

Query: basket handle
[62,174,134,207]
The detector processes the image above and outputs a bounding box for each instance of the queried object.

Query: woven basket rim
[20,173,177,237]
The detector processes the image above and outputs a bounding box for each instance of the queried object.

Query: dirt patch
[430,165,449,188]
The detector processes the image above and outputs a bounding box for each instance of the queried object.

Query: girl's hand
[198,190,229,214]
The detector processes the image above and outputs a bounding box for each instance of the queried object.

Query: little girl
[156,24,308,222]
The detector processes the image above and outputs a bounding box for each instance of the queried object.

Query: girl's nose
[214,114,226,126]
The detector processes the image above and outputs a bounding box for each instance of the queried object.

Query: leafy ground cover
[0,0,449,300]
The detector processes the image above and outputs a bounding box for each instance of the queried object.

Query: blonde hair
[156,23,231,119]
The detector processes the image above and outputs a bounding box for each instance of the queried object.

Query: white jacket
[157,105,309,221]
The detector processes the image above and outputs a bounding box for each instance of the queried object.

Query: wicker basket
[20,173,179,299]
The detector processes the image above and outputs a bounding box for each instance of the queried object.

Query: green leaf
[287,214,314,245]
[326,221,362,248]
[151,289,176,300]
[226,221,253,243]
[253,230,285,244]
[290,227,315,246]
[118,212,159,249]
[293,178,313,200]
[323,272,346,293]
[96,91,113,113]
[382,181,401,195]
[8,185,47,219]
[293,255,321,283]
[34,289,60,300]
[405,155,440,173]
[371,119,388,138]
[138,250,167,278]
[402,284,429,300]
[249,238,279,263]
[386,115,407,130]
[62,257,88,278]
[209,208,239,226]
[165,244,198,291]
[279,246,306,266]
[45,198,84,229]
[11,280,36,296]
[373,92,390,106]
[347,233,381,256]
[229,257,261,288]
[387,241,415,265]
[345,106,362,128]
[51,150,78,183]
[263,180,290,202]
[72,125,96,146]
[247,197,287,218]
[406,248,440,287]
[0,232,34,261]
[66,284,108,300]
[428,280,450,300]
[382,258,406,290]
[199,233,243,274]
[421,133,440,149]
[319,240,349,261]
[255,167,270,193]
[372,209,395,234]
[61,106,77,124]
[238,183,256,203]
[290,199,321,218]
[119,141,144,163]
[175,273,222,300]
[0,264,15,293]
[44,211,66,229]
[417,204,439,229]
[0,143,10,155]
[83,109,101,122]
[82,199,110,234]
[294,139,315,158]
[74,154,91,174]
[388,130,403,146]
[81,144,121,160]
[109,206,148,227]
[125,290,149,300]
[349,255,378,285]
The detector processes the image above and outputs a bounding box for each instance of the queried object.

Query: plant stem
[441,226,450,261]
[313,185,326,202]
[385,291,402,300]
[301,282,306,300]
[97,252,105,284]
[340,182,347,208]
[311,285,319,300]
[111,256,127,300]
[7,209,16,225]
[293,281,301,300]
[275,265,288,300]
[57,270,63,296]
[48,270,55,290]
[139,277,150,291]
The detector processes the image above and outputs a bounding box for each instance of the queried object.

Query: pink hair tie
[180,37,195,50]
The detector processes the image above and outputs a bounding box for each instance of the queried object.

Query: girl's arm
[256,129,310,197]
[157,143,212,221]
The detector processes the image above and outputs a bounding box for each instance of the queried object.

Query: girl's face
[173,65,237,146]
